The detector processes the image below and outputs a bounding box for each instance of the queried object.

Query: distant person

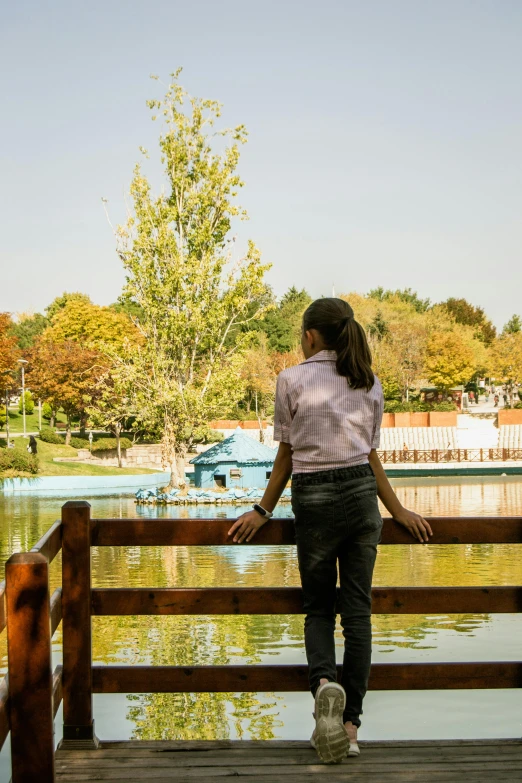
[503,393,508,407]
[494,394,499,407]
[469,390,475,405]
[28,435,38,454]
[485,390,490,403]
[7,440,15,449]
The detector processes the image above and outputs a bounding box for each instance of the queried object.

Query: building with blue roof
[190,427,277,489]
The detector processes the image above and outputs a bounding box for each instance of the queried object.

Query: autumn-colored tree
[272,347,303,374]
[0,313,20,433]
[239,337,280,437]
[368,287,431,314]
[87,351,139,466]
[348,295,430,401]
[369,336,403,400]
[424,332,476,390]
[492,332,522,385]
[441,298,496,345]
[238,345,302,425]
[45,292,92,321]
[105,72,269,486]
[27,338,105,443]
[0,313,20,383]
[46,299,142,352]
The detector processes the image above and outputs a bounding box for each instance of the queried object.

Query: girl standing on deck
[228,298,431,765]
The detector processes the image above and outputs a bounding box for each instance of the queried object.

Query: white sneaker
[309,682,349,764]
[345,721,360,757]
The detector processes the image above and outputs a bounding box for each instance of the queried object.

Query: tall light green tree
[105,71,270,485]
[424,331,476,390]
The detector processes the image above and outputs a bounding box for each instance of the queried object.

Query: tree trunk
[162,420,188,489]
[114,423,122,468]
[255,392,264,443]
[50,412,55,429]
[165,447,188,489]
[65,417,72,446]
[79,412,88,438]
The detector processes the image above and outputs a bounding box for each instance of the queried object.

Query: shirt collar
[302,350,337,364]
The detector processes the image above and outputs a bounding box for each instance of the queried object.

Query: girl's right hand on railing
[227,510,268,544]
[393,508,433,543]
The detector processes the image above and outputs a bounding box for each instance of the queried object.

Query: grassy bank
[2,408,70,434]
[1,438,159,478]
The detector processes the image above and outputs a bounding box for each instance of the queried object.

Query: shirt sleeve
[273,373,292,443]
[371,380,384,449]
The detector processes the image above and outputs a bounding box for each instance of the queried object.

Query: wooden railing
[378,448,522,463]
[1,502,522,781]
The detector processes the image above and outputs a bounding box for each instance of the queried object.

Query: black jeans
[291,463,382,728]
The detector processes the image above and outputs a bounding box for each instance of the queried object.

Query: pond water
[1,476,522,777]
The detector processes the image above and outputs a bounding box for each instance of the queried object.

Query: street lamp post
[18,359,28,438]
[0,370,10,444]
[4,386,9,445]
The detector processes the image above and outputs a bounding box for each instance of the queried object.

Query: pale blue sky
[1,0,521,328]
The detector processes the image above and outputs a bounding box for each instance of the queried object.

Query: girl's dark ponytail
[303,298,375,391]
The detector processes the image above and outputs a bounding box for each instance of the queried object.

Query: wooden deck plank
[55,776,522,783]
[55,747,522,762]
[55,739,522,782]
[89,739,522,749]
[54,772,522,782]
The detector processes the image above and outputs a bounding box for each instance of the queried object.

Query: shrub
[192,425,225,444]
[42,402,53,420]
[39,429,64,445]
[431,402,458,412]
[91,437,133,453]
[515,402,522,410]
[70,436,89,449]
[0,450,39,475]
[0,410,6,429]
[384,400,429,413]
[384,399,457,413]
[18,391,35,415]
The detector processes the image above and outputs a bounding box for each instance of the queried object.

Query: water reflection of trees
[389,476,522,518]
[373,613,487,652]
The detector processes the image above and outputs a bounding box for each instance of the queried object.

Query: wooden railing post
[6,553,55,782]
[60,501,98,749]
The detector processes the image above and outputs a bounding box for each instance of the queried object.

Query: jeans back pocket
[353,488,383,536]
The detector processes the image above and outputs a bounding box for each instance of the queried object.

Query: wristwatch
[253,503,274,520]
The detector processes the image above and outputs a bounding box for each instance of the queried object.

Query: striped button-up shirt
[273,350,384,473]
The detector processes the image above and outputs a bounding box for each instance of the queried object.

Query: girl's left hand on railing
[228,511,268,543]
